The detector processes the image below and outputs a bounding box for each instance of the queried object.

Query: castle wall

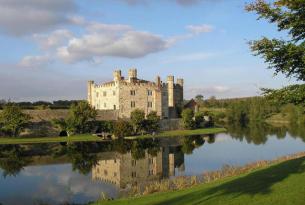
[118,82,162,118]
[90,83,119,110]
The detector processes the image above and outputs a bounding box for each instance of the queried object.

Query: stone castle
[87,68,184,119]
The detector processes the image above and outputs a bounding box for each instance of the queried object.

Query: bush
[113,120,133,138]
[145,111,160,133]
[130,109,146,134]
[181,108,195,129]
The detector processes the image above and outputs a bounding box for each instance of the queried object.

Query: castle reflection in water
[92,144,185,189]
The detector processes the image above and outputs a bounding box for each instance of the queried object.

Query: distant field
[0,127,226,145]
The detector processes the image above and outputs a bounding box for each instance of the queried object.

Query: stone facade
[88,68,183,119]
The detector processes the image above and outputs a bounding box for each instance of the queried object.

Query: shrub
[181,108,195,129]
[113,120,133,138]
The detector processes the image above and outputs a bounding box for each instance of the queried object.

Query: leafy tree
[181,108,195,129]
[194,111,205,128]
[113,120,133,138]
[65,101,97,134]
[130,109,146,134]
[145,111,160,133]
[246,0,305,81]
[0,104,31,137]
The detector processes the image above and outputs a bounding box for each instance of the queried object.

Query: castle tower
[113,70,122,82]
[87,80,94,105]
[167,76,174,107]
[177,78,184,87]
[156,76,161,87]
[128,68,137,82]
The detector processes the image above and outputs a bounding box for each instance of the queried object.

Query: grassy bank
[94,154,305,205]
[0,127,226,145]
[125,127,226,140]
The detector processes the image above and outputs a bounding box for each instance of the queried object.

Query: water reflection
[0,123,304,204]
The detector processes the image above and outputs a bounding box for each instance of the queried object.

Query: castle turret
[87,80,94,105]
[128,68,137,82]
[156,76,161,87]
[113,70,122,82]
[177,78,184,87]
[167,76,174,107]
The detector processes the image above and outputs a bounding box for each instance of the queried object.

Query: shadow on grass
[155,157,305,205]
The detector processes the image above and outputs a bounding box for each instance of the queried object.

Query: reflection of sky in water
[184,133,305,176]
[0,164,119,205]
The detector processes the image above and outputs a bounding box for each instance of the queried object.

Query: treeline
[0,100,82,110]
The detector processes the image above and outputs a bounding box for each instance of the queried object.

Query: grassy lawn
[94,156,305,205]
[125,127,226,140]
[0,127,226,145]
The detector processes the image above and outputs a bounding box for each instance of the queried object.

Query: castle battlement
[88,68,184,119]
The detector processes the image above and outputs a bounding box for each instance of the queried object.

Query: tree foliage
[113,120,133,138]
[145,111,160,133]
[181,108,195,129]
[56,101,97,134]
[0,104,31,137]
[130,109,146,134]
[246,0,305,81]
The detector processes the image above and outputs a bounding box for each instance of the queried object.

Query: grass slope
[95,156,305,205]
[0,127,226,144]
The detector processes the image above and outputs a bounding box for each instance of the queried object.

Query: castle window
[113,91,116,95]
[132,160,136,166]
[104,170,108,176]
[103,91,107,96]
[104,103,107,108]
[131,172,137,178]
[96,92,99,98]
[114,172,117,177]
[130,90,136,95]
[147,90,152,96]
[113,105,116,110]
[131,101,135,108]
[147,101,152,108]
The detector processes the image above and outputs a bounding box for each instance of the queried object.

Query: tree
[145,111,160,133]
[246,0,305,81]
[66,101,97,134]
[130,109,146,134]
[113,120,133,138]
[0,104,31,137]
[181,108,195,129]
[194,111,205,128]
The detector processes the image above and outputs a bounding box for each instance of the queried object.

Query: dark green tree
[246,0,305,105]
[145,111,160,133]
[181,108,195,129]
[130,109,146,134]
[246,0,305,81]
[62,101,97,134]
[0,104,31,137]
[113,120,133,138]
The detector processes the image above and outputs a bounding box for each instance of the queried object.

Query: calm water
[0,123,304,205]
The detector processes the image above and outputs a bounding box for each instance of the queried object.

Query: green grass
[0,127,226,144]
[125,127,226,140]
[94,156,305,205]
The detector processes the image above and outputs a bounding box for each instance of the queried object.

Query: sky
[0,0,299,102]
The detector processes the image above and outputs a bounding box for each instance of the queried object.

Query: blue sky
[0,0,298,101]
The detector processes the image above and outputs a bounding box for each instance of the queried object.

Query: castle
[87,68,183,119]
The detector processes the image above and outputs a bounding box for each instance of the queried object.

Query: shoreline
[93,151,305,205]
[0,127,226,145]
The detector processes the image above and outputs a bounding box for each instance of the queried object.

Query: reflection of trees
[0,145,31,177]
[66,143,98,175]
[181,135,206,154]
[226,122,305,145]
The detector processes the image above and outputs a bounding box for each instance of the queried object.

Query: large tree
[246,0,305,81]
[0,104,31,137]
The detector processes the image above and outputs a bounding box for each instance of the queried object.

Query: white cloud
[33,29,73,50]
[19,55,52,68]
[57,23,171,63]
[0,0,76,35]
[186,24,214,34]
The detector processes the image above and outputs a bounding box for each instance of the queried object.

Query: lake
[0,123,304,205]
